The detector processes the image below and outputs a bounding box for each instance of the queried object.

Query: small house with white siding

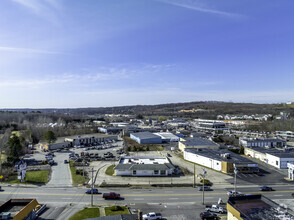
[114,156,175,176]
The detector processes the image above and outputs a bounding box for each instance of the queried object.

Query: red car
[102,192,120,199]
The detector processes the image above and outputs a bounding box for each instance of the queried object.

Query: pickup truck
[142,212,162,220]
[102,192,120,199]
[205,205,225,213]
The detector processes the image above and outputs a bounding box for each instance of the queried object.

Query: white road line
[273,195,283,197]
[134,198,144,200]
[61,198,72,199]
[169,198,178,200]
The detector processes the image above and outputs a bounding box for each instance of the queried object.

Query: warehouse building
[266,151,294,169]
[130,132,162,144]
[244,146,294,169]
[227,194,294,220]
[179,137,219,152]
[153,132,180,142]
[114,156,175,176]
[244,147,281,163]
[184,148,258,174]
[65,133,118,146]
[239,137,286,148]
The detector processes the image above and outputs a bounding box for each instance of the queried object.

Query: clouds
[156,0,241,17]
[12,0,63,24]
[0,46,64,55]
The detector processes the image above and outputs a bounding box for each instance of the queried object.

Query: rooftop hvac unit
[1,212,11,219]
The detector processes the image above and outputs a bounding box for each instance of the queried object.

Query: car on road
[142,212,162,220]
[198,186,212,191]
[259,186,274,191]
[85,188,99,194]
[227,191,243,197]
[64,160,68,164]
[292,193,294,198]
[102,192,120,199]
[200,212,218,220]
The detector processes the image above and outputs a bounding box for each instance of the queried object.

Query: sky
[0,0,293,108]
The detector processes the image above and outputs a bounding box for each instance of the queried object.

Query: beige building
[178,137,219,152]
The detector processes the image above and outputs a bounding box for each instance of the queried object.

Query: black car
[259,186,273,191]
[198,186,212,191]
[200,212,218,220]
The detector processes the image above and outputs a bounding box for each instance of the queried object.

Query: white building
[153,132,180,142]
[266,152,294,169]
[193,119,229,132]
[239,138,286,148]
[114,157,175,176]
[184,148,258,174]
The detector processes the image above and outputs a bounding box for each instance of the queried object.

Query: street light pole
[234,165,238,196]
[89,167,95,207]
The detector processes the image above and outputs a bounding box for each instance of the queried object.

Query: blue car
[259,186,273,191]
[86,188,99,194]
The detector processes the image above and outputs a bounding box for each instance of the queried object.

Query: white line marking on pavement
[169,198,178,200]
[61,198,72,199]
[273,195,283,197]
[134,198,144,200]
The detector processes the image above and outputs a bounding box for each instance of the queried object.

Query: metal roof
[181,137,219,147]
[114,163,174,171]
[130,132,161,140]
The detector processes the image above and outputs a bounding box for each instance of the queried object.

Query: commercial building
[48,142,71,151]
[153,132,180,142]
[98,127,123,134]
[266,151,294,169]
[227,194,294,220]
[179,137,219,152]
[239,137,286,148]
[65,133,118,146]
[114,156,175,176]
[244,146,294,169]
[244,147,280,163]
[184,148,258,174]
[193,119,229,132]
[130,132,162,144]
[0,199,43,220]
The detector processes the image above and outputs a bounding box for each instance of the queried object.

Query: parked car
[292,193,294,197]
[64,160,68,164]
[259,186,274,191]
[200,212,218,220]
[205,205,225,213]
[227,191,243,197]
[85,188,99,194]
[198,186,212,191]
[102,192,120,199]
[142,212,162,220]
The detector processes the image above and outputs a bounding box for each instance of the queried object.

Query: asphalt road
[1,185,293,205]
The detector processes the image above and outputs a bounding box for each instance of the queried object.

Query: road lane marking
[1,191,293,197]
[169,198,178,200]
[273,195,283,197]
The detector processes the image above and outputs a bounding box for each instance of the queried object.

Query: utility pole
[89,167,95,207]
[193,164,196,188]
[82,160,85,185]
[201,168,207,205]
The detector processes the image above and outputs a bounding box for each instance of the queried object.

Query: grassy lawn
[105,165,115,176]
[105,206,129,216]
[69,208,100,220]
[5,170,50,184]
[69,161,89,186]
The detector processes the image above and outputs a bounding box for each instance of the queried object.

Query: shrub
[200,178,212,186]
[110,206,124,211]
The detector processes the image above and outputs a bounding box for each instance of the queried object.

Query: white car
[142,212,162,220]
[227,191,243,197]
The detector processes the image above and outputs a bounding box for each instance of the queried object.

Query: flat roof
[130,132,161,140]
[185,148,257,164]
[266,151,294,158]
[115,156,174,171]
[228,194,294,219]
[181,137,219,147]
[241,138,286,142]
[245,147,282,154]
[153,132,179,139]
